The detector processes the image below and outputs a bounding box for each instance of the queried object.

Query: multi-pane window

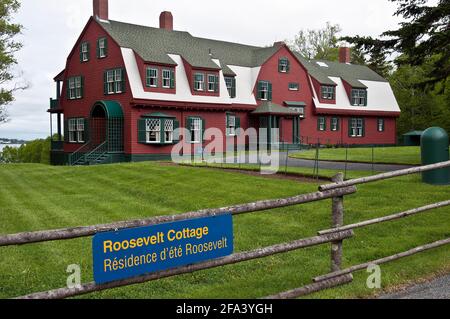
[68,118,85,143]
[67,76,83,100]
[162,69,171,88]
[321,86,335,100]
[331,118,340,131]
[289,107,305,118]
[279,58,289,73]
[351,89,367,106]
[98,37,107,58]
[80,42,89,62]
[350,118,364,137]
[225,77,236,98]
[226,114,236,136]
[208,75,216,92]
[146,68,158,87]
[318,117,326,131]
[194,73,204,91]
[164,119,174,143]
[258,81,271,100]
[289,82,299,91]
[378,118,385,132]
[145,118,161,143]
[105,69,125,94]
[190,118,202,144]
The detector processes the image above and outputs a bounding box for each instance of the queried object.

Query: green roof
[252,101,302,115]
[284,101,306,107]
[97,19,388,84]
[98,20,277,70]
[294,52,387,85]
[142,112,175,118]
[95,100,124,118]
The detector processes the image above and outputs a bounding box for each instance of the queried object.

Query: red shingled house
[48,0,400,165]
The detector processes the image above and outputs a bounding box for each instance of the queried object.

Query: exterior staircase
[70,141,111,166]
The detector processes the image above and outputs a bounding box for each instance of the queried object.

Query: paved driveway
[379,274,450,299]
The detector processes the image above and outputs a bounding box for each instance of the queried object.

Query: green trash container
[421,127,450,185]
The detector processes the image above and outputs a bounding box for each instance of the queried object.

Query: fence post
[331,173,345,272]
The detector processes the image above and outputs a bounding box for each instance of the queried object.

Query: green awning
[252,101,302,116]
[94,100,124,118]
[141,112,175,118]
[284,101,306,107]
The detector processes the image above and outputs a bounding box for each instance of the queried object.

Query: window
[162,69,172,88]
[139,116,177,144]
[225,77,236,98]
[226,114,236,136]
[279,58,290,73]
[145,118,161,143]
[146,68,158,87]
[194,73,204,91]
[318,117,326,131]
[378,118,385,132]
[257,81,272,101]
[321,86,335,100]
[164,119,174,143]
[97,37,107,58]
[80,42,89,62]
[350,118,365,137]
[352,89,367,106]
[190,117,202,144]
[67,76,83,100]
[289,83,299,91]
[104,68,125,95]
[68,118,85,143]
[331,117,340,131]
[289,107,305,118]
[208,75,216,92]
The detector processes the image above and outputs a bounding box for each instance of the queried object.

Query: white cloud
[0,0,404,140]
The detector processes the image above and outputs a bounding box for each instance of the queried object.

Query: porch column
[57,113,62,141]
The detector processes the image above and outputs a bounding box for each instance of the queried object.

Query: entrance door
[91,104,107,147]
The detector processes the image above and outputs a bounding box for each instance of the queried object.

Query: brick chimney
[160,11,173,31]
[273,41,285,48]
[93,0,108,20]
[339,47,351,64]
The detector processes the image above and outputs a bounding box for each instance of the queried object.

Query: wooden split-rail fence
[0,161,449,299]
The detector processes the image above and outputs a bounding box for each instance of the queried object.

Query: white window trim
[289,83,299,91]
[321,86,335,100]
[99,38,107,58]
[352,89,367,106]
[194,74,204,91]
[226,114,236,137]
[147,68,158,88]
[68,118,85,143]
[207,74,216,92]
[331,118,339,131]
[164,119,174,143]
[279,58,289,73]
[68,77,82,100]
[319,118,326,131]
[190,118,202,144]
[81,42,89,62]
[162,69,171,88]
[145,118,161,144]
[260,81,269,101]
[350,119,364,137]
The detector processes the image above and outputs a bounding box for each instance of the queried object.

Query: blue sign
[92,214,233,284]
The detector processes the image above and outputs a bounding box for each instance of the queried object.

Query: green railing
[68,141,92,166]
[85,141,109,165]
[49,98,60,110]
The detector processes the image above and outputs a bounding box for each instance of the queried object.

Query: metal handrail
[68,141,92,166]
[85,141,109,165]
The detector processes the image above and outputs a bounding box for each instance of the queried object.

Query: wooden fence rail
[1,160,450,299]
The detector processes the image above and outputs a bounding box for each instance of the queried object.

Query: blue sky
[0,0,404,140]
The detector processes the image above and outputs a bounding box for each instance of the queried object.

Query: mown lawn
[0,162,449,299]
[289,146,449,165]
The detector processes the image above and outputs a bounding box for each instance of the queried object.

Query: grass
[288,146,450,165]
[0,162,449,299]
